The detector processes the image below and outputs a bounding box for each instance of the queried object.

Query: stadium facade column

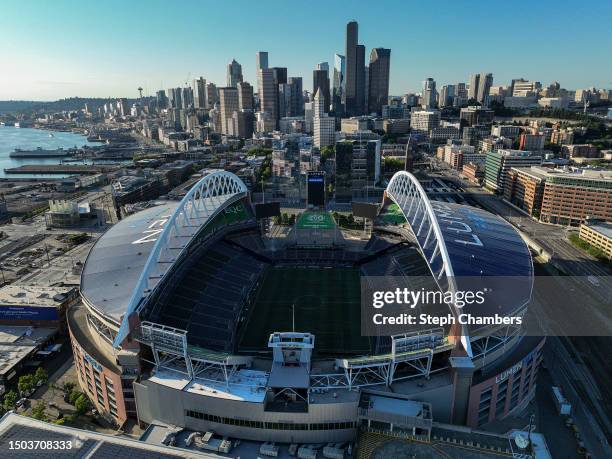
[449,356,475,425]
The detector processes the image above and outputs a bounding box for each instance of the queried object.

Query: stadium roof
[80,202,178,323]
[385,171,534,347]
[429,201,533,322]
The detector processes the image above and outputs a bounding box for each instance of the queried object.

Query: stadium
[68,170,545,445]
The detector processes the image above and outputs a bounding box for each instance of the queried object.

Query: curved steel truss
[113,171,248,347]
[385,171,472,357]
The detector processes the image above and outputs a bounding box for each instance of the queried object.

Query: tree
[69,389,82,406]
[63,381,75,395]
[35,367,48,385]
[74,394,92,415]
[31,400,46,421]
[2,390,18,411]
[320,146,335,166]
[18,374,35,395]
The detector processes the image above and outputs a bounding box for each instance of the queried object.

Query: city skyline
[1,0,611,101]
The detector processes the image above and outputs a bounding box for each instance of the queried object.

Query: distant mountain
[0,97,140,115]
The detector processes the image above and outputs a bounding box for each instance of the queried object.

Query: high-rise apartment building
[226,59,243,88]
[344,21,366,116]
[439,85,455,108]
[367,48,391,115]
[313,89,335,148]
[335,135,382,202]
[257,68,278,130]
[237,82,254,111]
[256,51,268,71]
[422,78,437,109]
[218,87,239,135]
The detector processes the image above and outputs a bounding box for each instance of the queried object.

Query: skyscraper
[313,89,335,148]
[355,44,366,115]
[278,83,291,119]
[192,77,206,109]
[422,78,437,109]
[258,68,278,130]
[333,53,345,114]
[288,77,304,116]
[218,87,239,135]
[226,59,243,88]
[156,90,168,110]
[237,82,254,111]
[344,21,366,117]
[477,73,493,105]
[468,74,480,101]
[181,86,194,109]
[313,67,331,114]
[256,51,268,71]
[271,67,287,86]
[205,82,218,109]
[439,84,456,108]
[367,48,391,115]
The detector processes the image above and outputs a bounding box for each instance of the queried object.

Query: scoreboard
[307,172,325,207]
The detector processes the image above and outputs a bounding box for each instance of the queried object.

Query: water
[0,126,96,178]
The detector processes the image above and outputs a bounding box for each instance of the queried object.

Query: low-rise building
[410,110,440,136]
[549,128,574,146]
[579,221,612,259]
[0,285,78,330]
[462,162,484,184]
[561,144,600,159]
[383,118,410,134]
[519,133,545,151]
[504,166,612,226]
[491,125,520,139]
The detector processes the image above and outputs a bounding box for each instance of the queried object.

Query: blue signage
[0,306,59,321]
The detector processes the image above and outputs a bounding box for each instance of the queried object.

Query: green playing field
[379,202,407,224]
[295,211,337,230]
[238,267,370,355]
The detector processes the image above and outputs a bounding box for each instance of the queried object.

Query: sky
[1,0,611,101]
